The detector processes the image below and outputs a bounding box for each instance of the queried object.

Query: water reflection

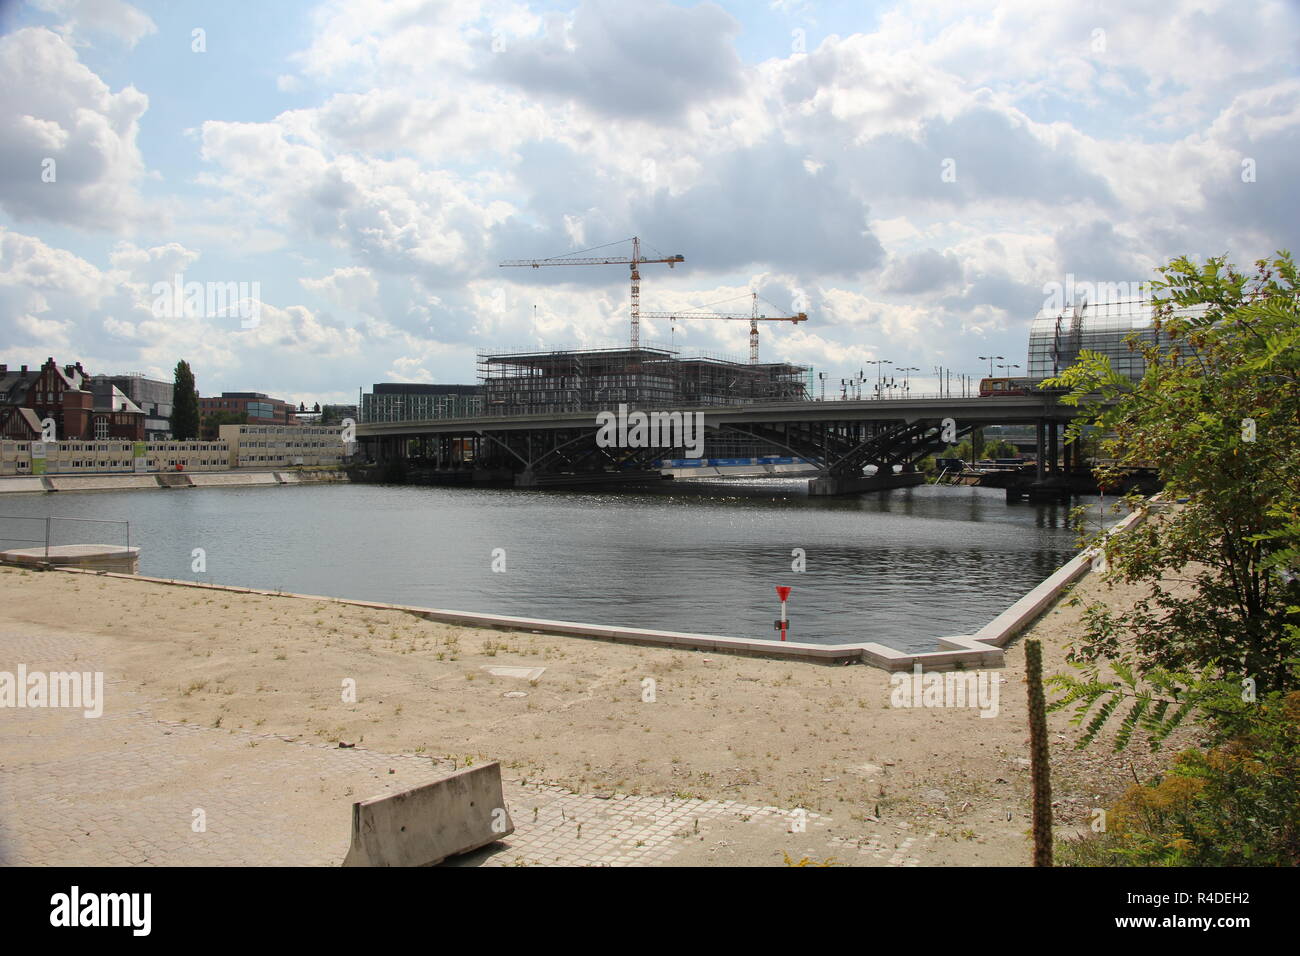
[0,479,1112,653]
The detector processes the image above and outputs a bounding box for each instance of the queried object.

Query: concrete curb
[32,503,1149,672]
[0,470,349,493]
[852,504,1150,671]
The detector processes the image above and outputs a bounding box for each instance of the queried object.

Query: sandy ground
[0,563,1198,865]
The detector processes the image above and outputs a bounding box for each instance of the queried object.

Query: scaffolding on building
[477,346,811,416]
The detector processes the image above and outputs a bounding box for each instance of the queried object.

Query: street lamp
[998,363,1021,377]
[897,367,919,395]
[979,355,1004,378]
[864,360,891,398]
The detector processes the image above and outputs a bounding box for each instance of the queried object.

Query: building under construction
[477,346,811,416]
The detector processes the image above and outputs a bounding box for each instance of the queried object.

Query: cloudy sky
[0,0,1296,404]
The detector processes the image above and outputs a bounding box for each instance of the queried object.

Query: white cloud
[300,266,380,312]
[0,28,149,230]
[33,0,157,48]
[6,0,1299,391]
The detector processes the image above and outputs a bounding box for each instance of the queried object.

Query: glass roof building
[1027,298,1205,382]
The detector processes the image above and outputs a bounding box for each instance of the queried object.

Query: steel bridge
[356,393,1086,495]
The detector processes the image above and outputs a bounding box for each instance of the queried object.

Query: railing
[470,391,989,416]
[0,515,131,559]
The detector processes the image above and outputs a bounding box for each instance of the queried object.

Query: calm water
[0,479,1105,653]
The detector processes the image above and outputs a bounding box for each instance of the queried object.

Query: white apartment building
[0,439,231,476]
[219,424,346,468]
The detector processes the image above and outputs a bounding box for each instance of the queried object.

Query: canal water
[0,479,1110,653]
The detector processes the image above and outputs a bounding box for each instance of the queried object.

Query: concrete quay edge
[30,503,1146,672]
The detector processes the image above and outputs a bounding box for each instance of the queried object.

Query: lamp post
[865,360,890,397]
[998,362,1021,377]
[897,367,919,395]
[979,355,1004,378]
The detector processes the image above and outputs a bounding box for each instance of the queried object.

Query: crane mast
[499,236,684,350]
[642,293,807,363]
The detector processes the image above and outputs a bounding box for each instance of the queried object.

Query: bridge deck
[358,395,1077,437]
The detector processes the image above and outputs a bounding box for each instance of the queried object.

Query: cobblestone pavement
[1,628,933,867]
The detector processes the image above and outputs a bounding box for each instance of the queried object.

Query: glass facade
[362,385,484,423]
[1027,298,1206,382]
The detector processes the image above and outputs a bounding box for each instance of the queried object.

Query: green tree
[200,409,247,440]
[1044,251,1300,866]
[1046,252,1300,692]
[171,360,200,440]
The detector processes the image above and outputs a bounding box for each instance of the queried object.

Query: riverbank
[0,469,348,494]
[0,560,1197,865]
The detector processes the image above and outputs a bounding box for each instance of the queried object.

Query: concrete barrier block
[0,477,47,494]
[342,761,513,867]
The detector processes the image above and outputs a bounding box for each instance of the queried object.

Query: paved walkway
[1,627,934,867]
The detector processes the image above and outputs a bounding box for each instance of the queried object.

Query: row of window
[240,454,342,462]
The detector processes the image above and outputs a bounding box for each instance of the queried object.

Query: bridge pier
[808,471,926,496]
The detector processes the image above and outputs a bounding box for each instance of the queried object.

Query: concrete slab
[0,544,139,574]
[46,475,160,492]
[188,472,279,486]
[482,665,546,680]
[0,478,48,494]
[342,761,514,867]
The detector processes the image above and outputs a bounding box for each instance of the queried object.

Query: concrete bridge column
[1035,421,1045,481]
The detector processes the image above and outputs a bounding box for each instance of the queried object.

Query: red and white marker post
[774,585,792,641]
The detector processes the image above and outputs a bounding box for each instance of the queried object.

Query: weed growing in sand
[782,852,839,867]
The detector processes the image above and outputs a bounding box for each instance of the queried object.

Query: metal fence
[0,515,131,559]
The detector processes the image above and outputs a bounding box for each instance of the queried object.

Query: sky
[0,0,1297,405]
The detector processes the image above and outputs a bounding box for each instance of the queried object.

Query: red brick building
[199,392,297,426]
[0,357,145,441]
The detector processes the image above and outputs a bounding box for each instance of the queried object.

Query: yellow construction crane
[499,236,685,350]
[642,292,807,363]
